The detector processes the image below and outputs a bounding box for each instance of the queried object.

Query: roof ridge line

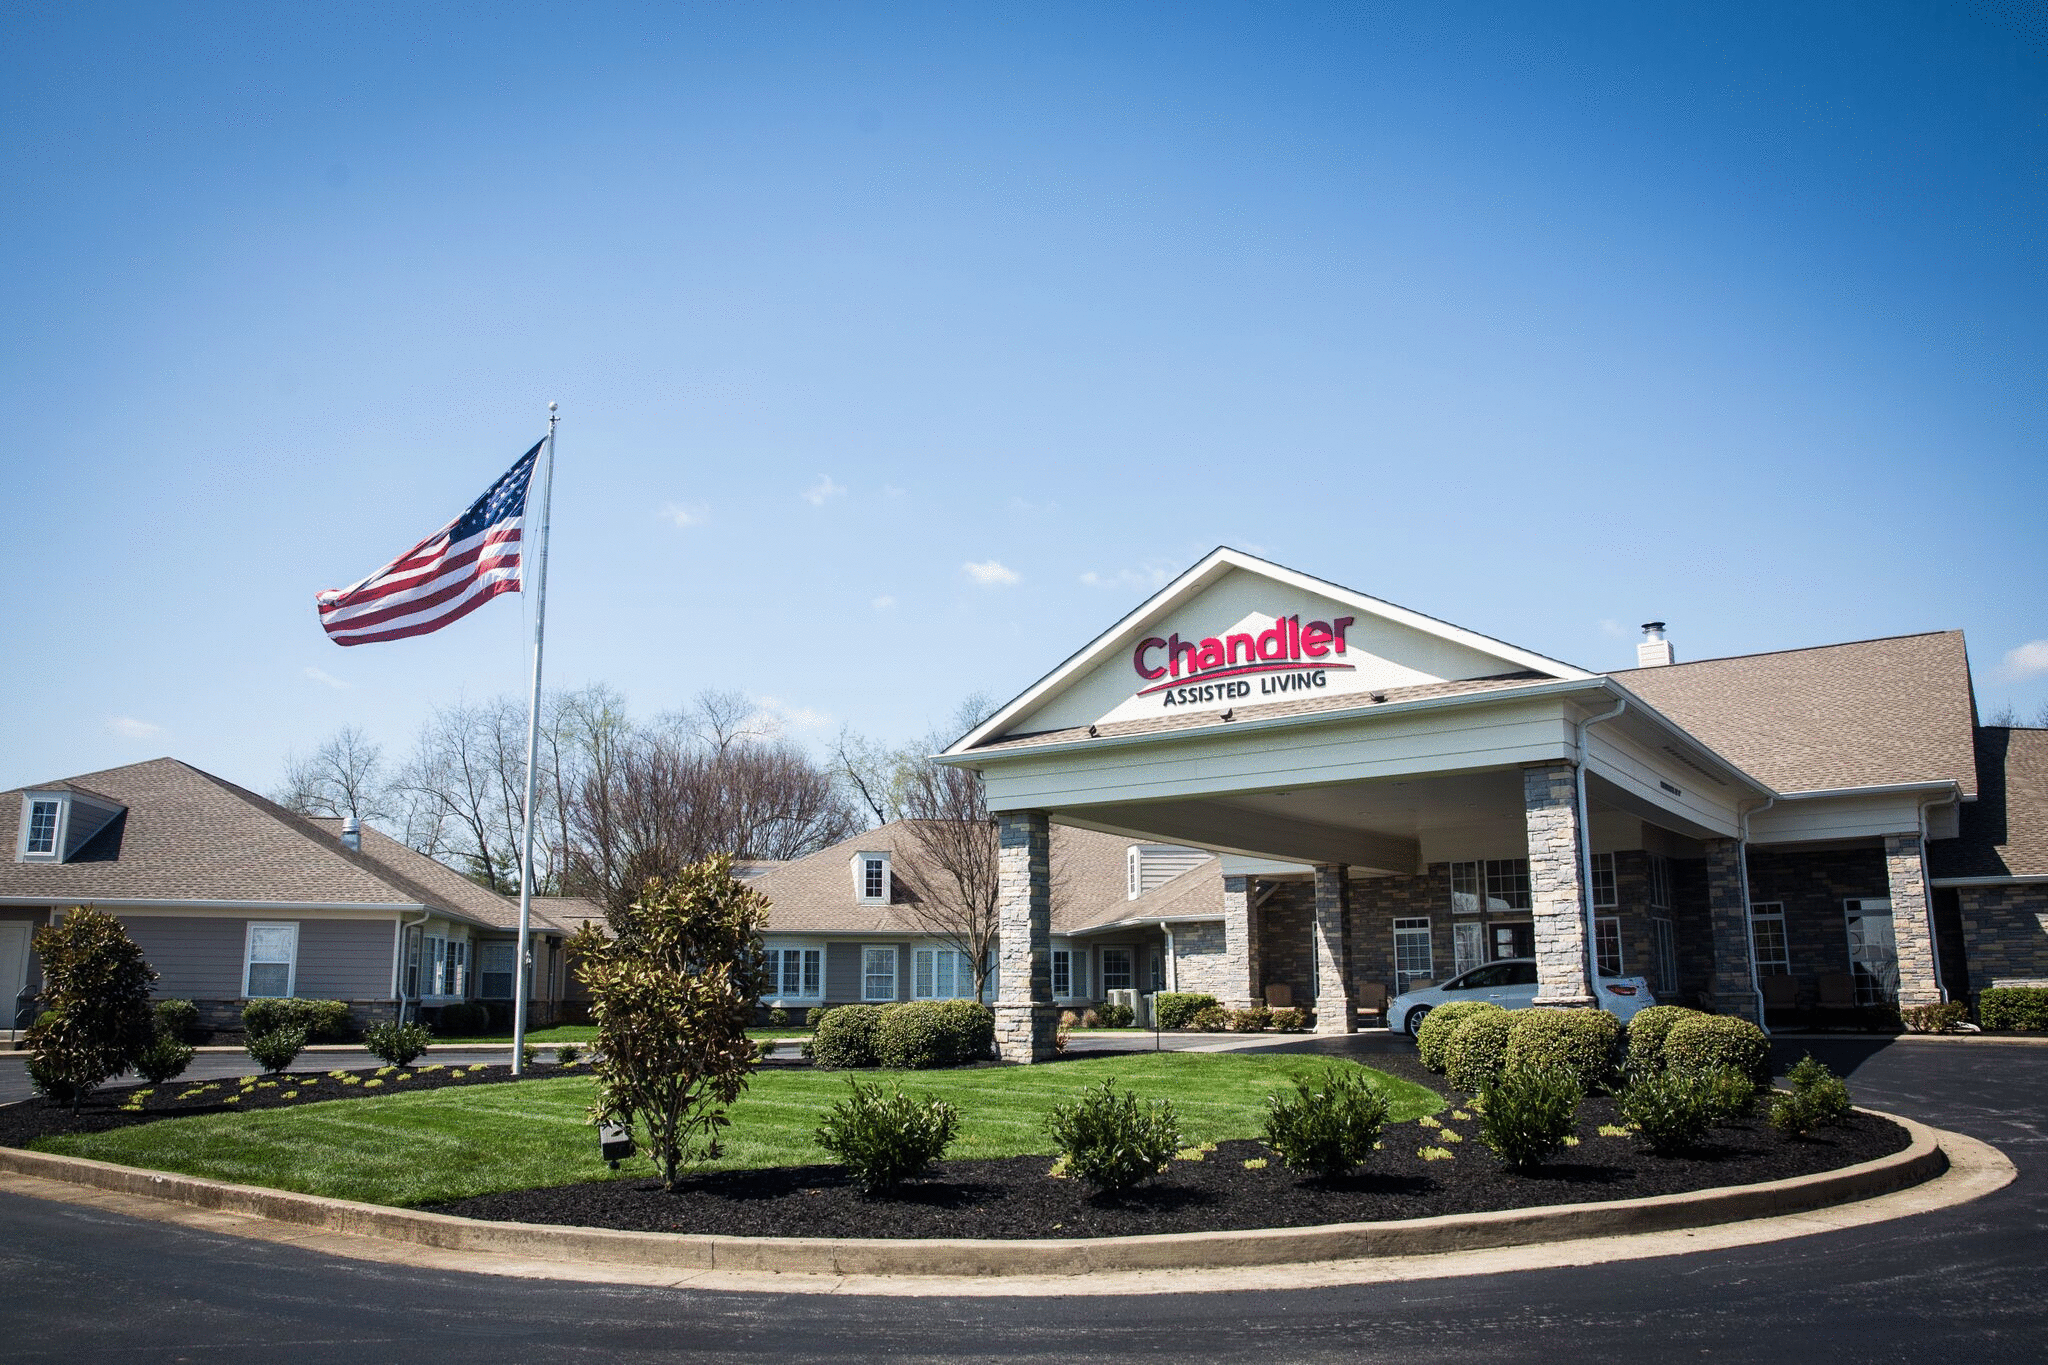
[1607,628,1963,673]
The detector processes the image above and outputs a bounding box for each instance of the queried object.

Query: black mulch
[0,1060,581,1148]
[428,1097,1914,1241]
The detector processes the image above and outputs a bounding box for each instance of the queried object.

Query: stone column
[1312,864,1355,1034]
[1704,838,1761,1023]
[994,810,1056,1062]
[1886,833,1944,1007]
[1221,874,1261,1009]
[1524,761,1594,1008]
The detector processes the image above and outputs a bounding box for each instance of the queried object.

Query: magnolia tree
[570,856,771,1191]
[27,907,158,1109]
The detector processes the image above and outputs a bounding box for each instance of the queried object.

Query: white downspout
[1919,791,1961,1003]
[1575,697,1628,1000]
[1737,797,1776,1032]
[395,910,431,1025]
[1159,921,1177,992]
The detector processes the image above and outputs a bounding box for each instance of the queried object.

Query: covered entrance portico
[943,549,1780,1061]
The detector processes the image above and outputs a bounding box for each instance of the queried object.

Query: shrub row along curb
[0,1109,1947,1278]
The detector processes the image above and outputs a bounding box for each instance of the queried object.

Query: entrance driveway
[0,1036,2043,1361]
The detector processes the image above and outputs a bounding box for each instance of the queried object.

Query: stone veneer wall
[1884,833,1943,1007]
[1169,921,1233,998]
[1523,762,1593,1006]
[1956,885,2048,997]
[1742,845,1888,1008]
[994,810,1055,1062]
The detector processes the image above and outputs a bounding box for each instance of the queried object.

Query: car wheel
[1404,1005,1431,1039]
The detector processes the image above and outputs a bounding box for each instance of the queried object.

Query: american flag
[316,440,543,646]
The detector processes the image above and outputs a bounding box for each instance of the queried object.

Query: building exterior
[0,758,580,1033]
[931,548,2048,1061]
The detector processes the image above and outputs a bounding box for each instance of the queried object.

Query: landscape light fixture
[600,1121,634,1170]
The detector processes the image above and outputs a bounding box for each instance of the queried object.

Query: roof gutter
[1771,780,1965,801]
[0,896,431,911]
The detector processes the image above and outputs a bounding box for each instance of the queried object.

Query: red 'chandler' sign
[1131,615,1357,706]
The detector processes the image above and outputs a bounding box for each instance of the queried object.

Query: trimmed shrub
[246,1025,307,1074]
[1270,1007,1308,1033]
[873,1000,993,1069]
[556,1043,583,1065]
[1663,1014,1771,1087]
[1503,1008,1622,1093]
[364,1020,431,1067]
[1261,1068,1391,1177]
[1978,986,2048,1032]
[1044,1077,1183,1193]
[131,1030,195,1084]
[816,1079,960,1192]
[153,998,200,1043]
[1901,1001,1970,1034]
[767,1007,790,1028]
[1771,1054,1854,1138]
[1477,1065,1583,1171]
[1443,1009,1517,1093]
[1154,993,1221,1031]
[811,1004,884,1068]
[1096,1001,1135,1029]
[1617,1068,1716,1154]
[1415,1000,1504,1073]
[804,1006,829,1030]
[1702,1065,1760,1122]
[1622,1005,1702,1075]
[243,998,354,1042]
[1232,1005,1273,1033]
[1189,1005,1232,1032]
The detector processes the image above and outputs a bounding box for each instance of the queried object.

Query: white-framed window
[1595,916,1623,976]
[1453,921,1485,976]
[1647,853,1673,911]
[1393,917,1433,993]
[419,932,469,997]
[862,945,897,1001]
[854,852,891,905]
[244,922,298,999]
[1051,948,1072,998]
[912,947,976,999]
[766,945,825,1000]
[1449,859,1531,912]
[1100,947,1133,991]
[1651,915,1678,996]
[1591,853,1617,909]
[479,942,516,999]
[1751,902,1789,975]
[22,799,60,858]
[1148,947,1164,993]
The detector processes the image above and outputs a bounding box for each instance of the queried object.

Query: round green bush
[1044,1077,1183,1192]
[814,1078,960,1191]
[1621,1005,1701,1075]
[1663,1013,1770,1087]
[1503,1008,1622,1093]
[1189,1005,1232,1032]
[1477,1065,1583,1171]
[1154,993,1221,1030]
[1414,1000,1505,1073]
[810,1003,884,1068]
[1617,1067,1716,1155]
[153,998,200,1043]
[1443,1009,1517,1093]
[245,1024,307,1074]
[1261,1067,1390,1177]
[1096,1001,1135,1028]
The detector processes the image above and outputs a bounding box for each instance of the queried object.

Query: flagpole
[512,401,558,1076]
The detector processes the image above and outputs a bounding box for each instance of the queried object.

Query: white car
[1389,959,1656,1037]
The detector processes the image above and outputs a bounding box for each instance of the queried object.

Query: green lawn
[430,1026,812,1045]
[37,1053,1441,1208]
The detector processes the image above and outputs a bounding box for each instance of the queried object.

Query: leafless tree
[832,727,920,827]
[888,694,1015,997]
[272,725,392,824]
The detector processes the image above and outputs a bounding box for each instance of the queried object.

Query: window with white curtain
[244,923,298,998]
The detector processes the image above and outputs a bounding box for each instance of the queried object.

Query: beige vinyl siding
[294,919,398,999]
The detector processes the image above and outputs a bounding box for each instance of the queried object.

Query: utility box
[1105,987,1149,1028]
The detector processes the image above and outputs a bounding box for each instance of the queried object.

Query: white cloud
[303,666,350,690]
[1079,564,1172,592]
[963,559,1021,587]
[750,694,832,733]
[872,595,897,610]
[802,475,847,506]
[1999,640,2048,680]
[659,501,709,528]
[108,716,162,740]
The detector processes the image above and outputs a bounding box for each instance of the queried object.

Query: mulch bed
[0,1060,576,1148]
[429,1096,1913,1241]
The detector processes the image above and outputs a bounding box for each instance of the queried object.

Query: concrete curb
[0,1107,1949,1279]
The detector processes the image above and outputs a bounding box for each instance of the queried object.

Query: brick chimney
[1636,622,1674,668]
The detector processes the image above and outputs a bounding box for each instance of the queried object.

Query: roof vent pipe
[1636,622,1674,668]
[340,817,362,852]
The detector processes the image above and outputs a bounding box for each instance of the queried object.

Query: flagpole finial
[548,401,558,413]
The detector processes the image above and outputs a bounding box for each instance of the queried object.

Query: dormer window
[24,800,59,856]
[854,851,891,905]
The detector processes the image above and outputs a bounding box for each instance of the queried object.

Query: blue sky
[3,1,2044,794]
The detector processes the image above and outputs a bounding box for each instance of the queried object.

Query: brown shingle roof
[1931,728,2048,880]
[744,821,1214,935]
[1063,856,1222,933]
[0,758,536,930]
[1608,632,1979,797]
[968,673,1553,755]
